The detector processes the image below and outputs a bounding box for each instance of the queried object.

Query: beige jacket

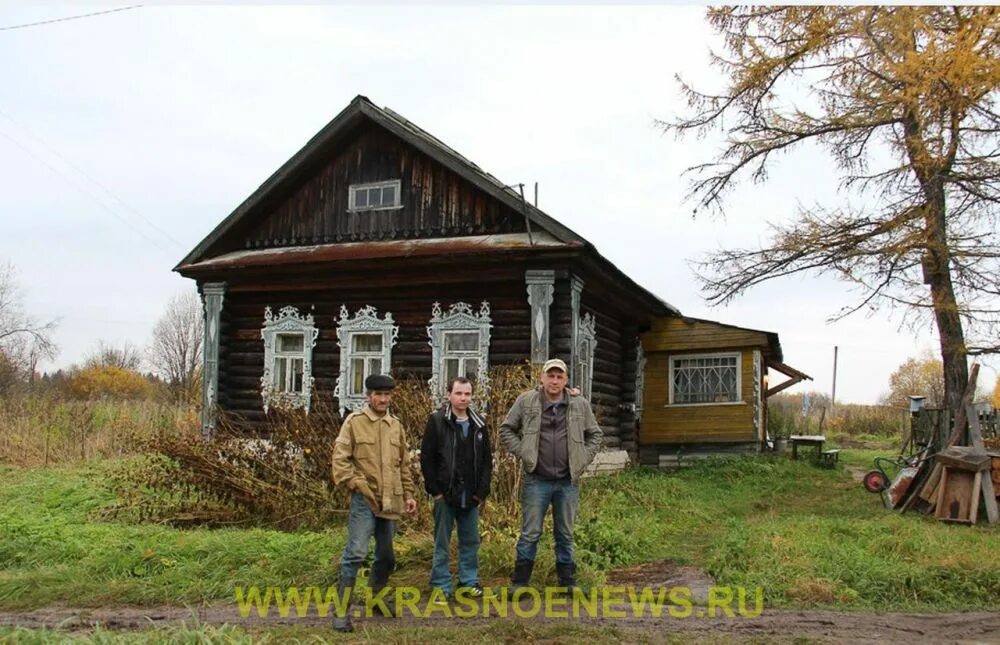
[331,404,416,520]
[499,388,603,483]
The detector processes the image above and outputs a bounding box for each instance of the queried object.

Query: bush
[129,364,538,531]
[62,365,155,401]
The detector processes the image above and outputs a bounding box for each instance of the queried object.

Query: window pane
[369,358,382,376]
[353,333,382,353]
[275,357,287,391]
[355,189,368,208]
[445,358,459,384]
[464,358,478,380]
[277,333,304,353]
[382,185,396,206]
[291,359,304,393]
[445,332,479,352]
[351,358,365,395]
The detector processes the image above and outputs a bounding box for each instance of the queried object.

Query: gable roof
[176,95,679,315]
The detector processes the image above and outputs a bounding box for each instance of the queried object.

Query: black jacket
[420,404,492,506]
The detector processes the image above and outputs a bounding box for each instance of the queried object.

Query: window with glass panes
[348,180,401,211]
[273,333,306,394]
[441,331,481,387]
[669,353,740,404]
[348,333,384,395]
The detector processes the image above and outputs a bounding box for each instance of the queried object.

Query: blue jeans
[515,474,579,565]
[430,498,480,592]
[340,492,396,582]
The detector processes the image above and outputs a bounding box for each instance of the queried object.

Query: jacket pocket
[569,434,587,479]
[354,433,378,464]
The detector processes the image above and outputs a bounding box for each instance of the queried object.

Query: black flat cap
[365,374,396,391]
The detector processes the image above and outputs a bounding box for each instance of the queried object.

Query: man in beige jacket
[331,374,416,632]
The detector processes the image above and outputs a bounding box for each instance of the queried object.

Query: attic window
[349,180,402,211]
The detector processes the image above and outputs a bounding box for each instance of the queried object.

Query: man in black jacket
[420,376,492,600]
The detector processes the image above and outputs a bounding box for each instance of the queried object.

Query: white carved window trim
[336,305,398,413]
[427,301,491,401]
[668,351,743,407]
[260,306,318,413]
[348,180,402,212]
[576,312,597,399]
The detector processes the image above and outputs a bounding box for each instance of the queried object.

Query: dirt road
[2,603,999,643]
[2,562,997,642]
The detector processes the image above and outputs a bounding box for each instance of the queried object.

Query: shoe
[430,589,453,606]
[332,578,354,633]
[509,559,534,593]
[457,583,485,599]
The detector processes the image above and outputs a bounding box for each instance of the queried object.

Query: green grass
[1,450,997,614]
[0,621,767,644]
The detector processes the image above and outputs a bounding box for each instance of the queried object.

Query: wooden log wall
[549,277,631,447]
[217,125,528,255]
[216,279,531,425]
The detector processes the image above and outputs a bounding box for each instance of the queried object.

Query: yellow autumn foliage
[63,365,154,401]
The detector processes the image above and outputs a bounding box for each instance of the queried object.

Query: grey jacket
[499,389,603,482]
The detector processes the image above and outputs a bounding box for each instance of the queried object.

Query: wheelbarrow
[862,446,932,509]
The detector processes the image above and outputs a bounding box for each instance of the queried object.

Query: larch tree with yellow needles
[663,7,1000,414]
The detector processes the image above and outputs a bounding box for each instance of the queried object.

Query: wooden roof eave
[765,360,813,398]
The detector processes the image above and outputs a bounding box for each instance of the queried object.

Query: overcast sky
[2,4,995,404]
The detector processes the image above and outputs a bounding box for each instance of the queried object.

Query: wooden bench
[818,449,840,468]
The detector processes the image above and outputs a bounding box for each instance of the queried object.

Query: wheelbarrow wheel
[863,470,888,493]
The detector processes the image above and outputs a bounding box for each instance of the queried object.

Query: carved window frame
[260,306,319,413]
[336,305,398,413]
[427,301,491,401]
[576,312,597,399]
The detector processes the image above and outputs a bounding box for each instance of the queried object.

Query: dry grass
[0,393,192,467]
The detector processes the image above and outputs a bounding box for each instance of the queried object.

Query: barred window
[669,353,741,405]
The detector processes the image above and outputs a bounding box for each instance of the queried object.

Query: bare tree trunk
[923,187,969,415]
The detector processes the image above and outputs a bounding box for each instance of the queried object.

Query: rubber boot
[509,559,534,594]
[332,577,354,633]
[368,561,397,617]
[555,562,580,595]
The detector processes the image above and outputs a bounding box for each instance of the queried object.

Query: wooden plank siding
[643,317,770,353]
[639,347,758,444]
[222,125,528,254]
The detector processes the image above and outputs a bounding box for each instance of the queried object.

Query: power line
[0,108,184,249]
[0,5,142,32]
[0,127,178,257]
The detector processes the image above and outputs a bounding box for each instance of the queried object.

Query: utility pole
[831,345,838,415]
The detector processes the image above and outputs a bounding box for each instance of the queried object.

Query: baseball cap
[541,358,568,373]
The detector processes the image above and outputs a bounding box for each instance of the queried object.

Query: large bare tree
[148,291,203,404]
[85,340,143,371]
[0,262,57,390]
[663,7,1000,412]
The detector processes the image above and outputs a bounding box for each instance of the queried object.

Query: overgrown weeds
[106,364,536,531]
[0,393,190,467]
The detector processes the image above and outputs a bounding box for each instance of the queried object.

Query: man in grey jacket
[499,358,603,592]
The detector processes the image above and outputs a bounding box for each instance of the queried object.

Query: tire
[863,470,888,493]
